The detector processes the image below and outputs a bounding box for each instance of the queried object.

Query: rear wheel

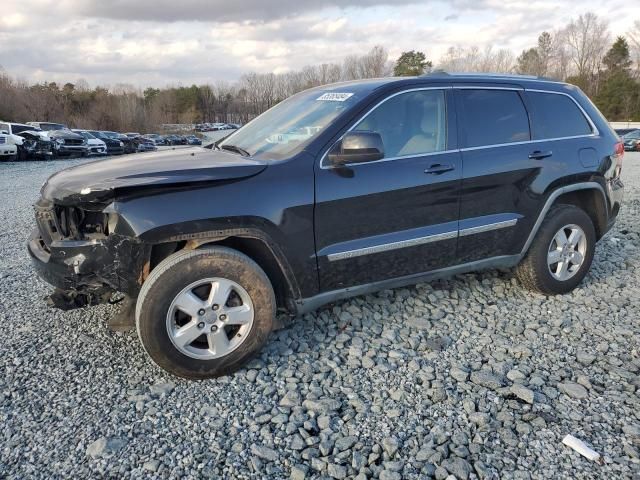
[516,204,596,294]
[136,247,275,379]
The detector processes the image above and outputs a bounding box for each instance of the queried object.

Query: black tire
[516,204,596,295]
[135,247,275,379]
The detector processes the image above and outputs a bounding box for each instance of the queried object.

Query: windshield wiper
[220,144,250,157]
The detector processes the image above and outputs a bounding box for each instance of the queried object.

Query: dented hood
[42,147,267,205]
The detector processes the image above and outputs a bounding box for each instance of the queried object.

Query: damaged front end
[28,197,150,310]
[18,131,53,160]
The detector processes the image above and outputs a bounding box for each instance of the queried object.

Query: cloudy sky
[0,0,638,88]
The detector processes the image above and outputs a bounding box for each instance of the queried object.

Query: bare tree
[564,13,610,79]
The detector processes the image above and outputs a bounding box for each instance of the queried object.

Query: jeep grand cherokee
[28,73,624,378]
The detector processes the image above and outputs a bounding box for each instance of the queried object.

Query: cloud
[62,0,421,22]
[0,0,639,87]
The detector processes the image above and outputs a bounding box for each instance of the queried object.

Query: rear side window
[527,91,593,139]
[458,89,530,148]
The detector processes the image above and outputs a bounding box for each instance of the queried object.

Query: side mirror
[0,130,8,135]
[328,131,384,166]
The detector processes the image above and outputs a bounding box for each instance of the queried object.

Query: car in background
[73,130,107,156]
[26,121,88,158]
[88,131,125,155]
[125,132,141,138]
[0,129,18,161]
[164,134,187,145]
[142,134,166,146]
[621,129,640,152]
[100,131,136,154]
[0,122,54,161]
[185,135,202,145]
[615,128,637,137]
[133,136,158,152]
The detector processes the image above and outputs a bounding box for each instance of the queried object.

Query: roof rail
[422,70,556,81]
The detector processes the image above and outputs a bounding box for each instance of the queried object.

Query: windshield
[40,123,66,130]
[622,130,640,140]
[78,131,95,139]
[219,89,361,160]
[88,131,106,139]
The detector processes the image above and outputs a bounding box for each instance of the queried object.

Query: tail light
[614,141,624,177]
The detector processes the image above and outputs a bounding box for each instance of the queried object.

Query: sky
[0,0,638,88]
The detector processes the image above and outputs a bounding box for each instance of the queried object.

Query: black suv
[27,74,624,378]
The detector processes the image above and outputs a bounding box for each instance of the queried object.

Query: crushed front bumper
[28,227,150,309]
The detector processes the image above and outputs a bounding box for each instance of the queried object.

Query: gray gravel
[1,154,639,479]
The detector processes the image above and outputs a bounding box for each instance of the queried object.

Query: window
[11,125,32,134]
[0,123,9,133]
[352,89,446,158]
[527,91,592,139]
[458,89,530,148]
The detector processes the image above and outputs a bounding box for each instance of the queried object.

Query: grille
[63,138,84,146]
[0,136,5,144]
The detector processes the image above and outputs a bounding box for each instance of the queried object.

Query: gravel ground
[1,154,639,479]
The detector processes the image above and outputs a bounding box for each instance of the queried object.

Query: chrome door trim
[326,230,457,262]
[326,216,519,262]
[458,219,518,237]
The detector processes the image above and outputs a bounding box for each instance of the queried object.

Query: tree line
[0,13,638,132]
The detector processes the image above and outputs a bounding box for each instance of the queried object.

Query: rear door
[454,87,537,262]
[314,87,462,291]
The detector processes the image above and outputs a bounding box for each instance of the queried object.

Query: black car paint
[28,75,624,313]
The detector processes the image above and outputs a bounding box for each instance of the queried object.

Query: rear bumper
[605,177,624,234]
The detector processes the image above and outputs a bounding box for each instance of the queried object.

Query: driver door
[313,87,462,291]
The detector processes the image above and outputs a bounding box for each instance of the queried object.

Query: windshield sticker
[316,92,354,102]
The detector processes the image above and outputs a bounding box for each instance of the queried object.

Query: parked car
[134,136,158,152]
[87,131,125,155]
[0,122,53,160]
[615,128,637,137]
[164,134,187,145]
[0,129,18,161]
[143,134,166,146]
[186,135,202,145]
[26,122,88,158]
[28,74,624,378]
[621,129,640,151]
[73,130,107,156]
[99,132,137,154]
[125,132,141,138]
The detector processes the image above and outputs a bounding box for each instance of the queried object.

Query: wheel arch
[520,182,608,257]
[147,230,300,314]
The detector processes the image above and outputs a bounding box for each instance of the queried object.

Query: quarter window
[352,89,447,158]
[458,89,530,148]
[527,91,592,139]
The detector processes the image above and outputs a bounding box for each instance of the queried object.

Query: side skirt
[295,254,520,315]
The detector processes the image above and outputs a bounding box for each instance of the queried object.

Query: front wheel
[516,204,596,295]
[135,247,275,379]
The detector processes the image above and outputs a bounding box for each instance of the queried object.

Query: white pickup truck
[0,125,18,161]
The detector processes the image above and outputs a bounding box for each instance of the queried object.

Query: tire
[516,204,596,295]
[135,247,275,379]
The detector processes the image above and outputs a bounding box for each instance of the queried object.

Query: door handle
[529,150,553,160]
[424,163,454,175]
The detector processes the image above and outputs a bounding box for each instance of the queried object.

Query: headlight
[55,138,65,145]
[119,141,124,147]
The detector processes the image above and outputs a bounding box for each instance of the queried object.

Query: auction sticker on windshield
[316,92,354,102]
